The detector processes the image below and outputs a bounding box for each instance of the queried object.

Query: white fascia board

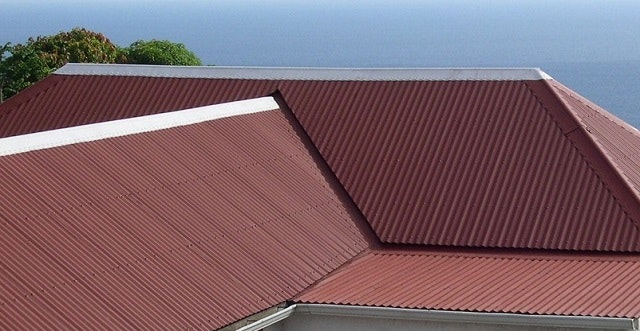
[236,304,638,331]
[0,96,279,156]
[55,63,553,81]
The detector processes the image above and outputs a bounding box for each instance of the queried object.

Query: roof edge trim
[0,96,279,156]
[55,63,553,81]
[238,304,638,330]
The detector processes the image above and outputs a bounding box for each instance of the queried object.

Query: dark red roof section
[285,79,640,251]
[296,249,640,318]
[2,66,640,252]
[0,105,370,330]
[0,75,278,137]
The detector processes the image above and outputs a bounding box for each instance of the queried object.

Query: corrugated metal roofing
[0,97,279,156]
[0,75,280,137]
[2,65,640,252]
[550,80,640,194]
[296,249,640,318]
[286,79,640,251]
[0,101,371,330]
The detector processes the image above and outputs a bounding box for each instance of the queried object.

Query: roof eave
[237,304,638,331]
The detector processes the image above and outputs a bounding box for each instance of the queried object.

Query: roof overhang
[237,304,639,331]
[54,63,553,81]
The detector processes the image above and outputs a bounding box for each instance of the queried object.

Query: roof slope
[296,249,640,318]
[2,64,640,252]
[285,79,640,251]
[0,98,370,331]
[4,65,640,327]
[549,80,640,195]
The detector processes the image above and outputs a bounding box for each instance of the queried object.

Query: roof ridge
[0,96,279,156]
[54,63,553,81]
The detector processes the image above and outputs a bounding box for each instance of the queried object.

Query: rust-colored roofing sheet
[296,249,640,318]
[0,75,279,137]
[285,79,640,251]
[550,80,640,194]
[0,106,370,330]
[3,66,640,252]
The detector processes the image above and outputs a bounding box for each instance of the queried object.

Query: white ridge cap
[0,96,279,156]
[55,63,553,81]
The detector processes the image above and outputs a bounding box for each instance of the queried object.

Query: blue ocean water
[1,0,639,127]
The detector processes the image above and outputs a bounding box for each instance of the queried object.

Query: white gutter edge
[235,304,638,330]
[236,305,296,331]
[0,96,279,156]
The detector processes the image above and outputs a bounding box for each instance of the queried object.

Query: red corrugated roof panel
[284,79,640,251]
[0,101,371,330]
[550,80,640,194]
[3,65,640,251]
[296,249,640,318]
[0,75,279,137]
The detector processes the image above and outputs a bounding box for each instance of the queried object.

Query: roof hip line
[538,79,640,233]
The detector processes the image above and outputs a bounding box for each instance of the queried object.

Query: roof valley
[271,89,381,249]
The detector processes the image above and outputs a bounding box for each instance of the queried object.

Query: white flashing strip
[0,96,279,156]
[55,63,553,81]
[237,304,638,331]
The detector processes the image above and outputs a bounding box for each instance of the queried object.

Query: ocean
[1,0,639,127]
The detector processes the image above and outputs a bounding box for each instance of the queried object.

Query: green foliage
[0,28,121,101]
[125,39,202,66]
[0,28,203,102]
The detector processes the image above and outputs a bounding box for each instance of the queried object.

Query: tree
[0,42,11,103]
[0,29,203,102]
[0,28,122,101]
[124,39,202,66]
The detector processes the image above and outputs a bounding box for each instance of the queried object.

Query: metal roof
[1,65,640,252]
[0,97,278,156]
[296,249,640,318]
[288,79,640,251]
[0,98,371,330]
[3,65,640,328]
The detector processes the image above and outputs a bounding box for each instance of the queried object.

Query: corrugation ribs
[296,250,640,318]
[5,75,640,251]
[0,76,279,138]
[551,81,640,193]
[0,109,368,331]
[284,80,640,251]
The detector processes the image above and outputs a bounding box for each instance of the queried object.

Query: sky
[3,0,640,65]
[1,0,639,125]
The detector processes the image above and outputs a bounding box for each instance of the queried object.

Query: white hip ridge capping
[0,96,279,156]
[55,63,554,81]
[236,304,639,331]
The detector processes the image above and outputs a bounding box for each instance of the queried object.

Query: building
[1,64,640,330]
